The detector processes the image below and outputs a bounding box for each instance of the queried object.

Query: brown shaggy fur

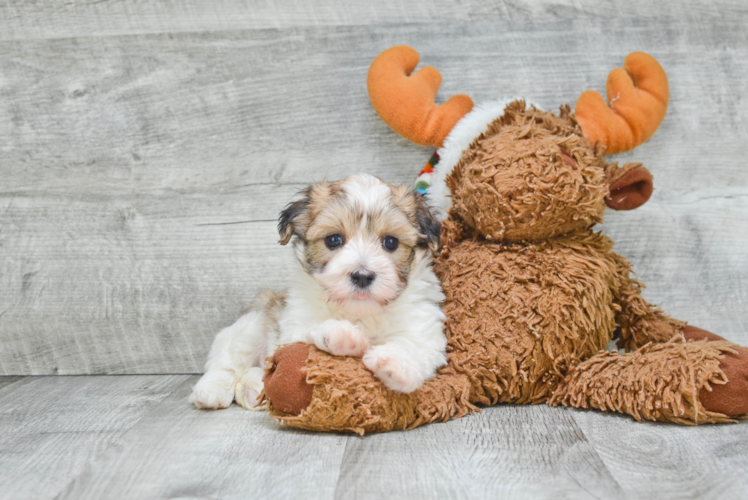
[274,346,475,435]
[448,103,607,242]
[265,101,746,432]
[436,229,621,405]
[550,337,737,424]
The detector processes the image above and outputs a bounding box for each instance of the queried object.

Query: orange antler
[575,52,669,155]
[367,46,474,148]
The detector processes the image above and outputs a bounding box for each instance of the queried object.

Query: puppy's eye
[325,234,344,250]
[382,236,399,252]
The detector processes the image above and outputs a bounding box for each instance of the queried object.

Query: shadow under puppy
[191,173,446,411]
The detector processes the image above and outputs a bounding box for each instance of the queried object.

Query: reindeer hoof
[683,326,748,417]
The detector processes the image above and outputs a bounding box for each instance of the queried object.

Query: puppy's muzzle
[350,271,376,289]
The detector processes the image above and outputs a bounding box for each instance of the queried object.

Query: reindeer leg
[611,254,684,351]
[262,343,475,434]
[680,326,748,417]
[609,255,748,418]
[550,335,748,423]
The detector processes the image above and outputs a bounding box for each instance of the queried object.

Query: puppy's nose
[350,271,376,289]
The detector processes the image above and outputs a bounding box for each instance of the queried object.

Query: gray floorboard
[3,375,744,500]
[0,375,188,500]
[570,409,748,500]
[56,377,348,500]
[0,376,23,392]
[333,405,625,500]
[57,378,625,500]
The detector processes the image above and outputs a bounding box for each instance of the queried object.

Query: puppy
[190,173,447,410]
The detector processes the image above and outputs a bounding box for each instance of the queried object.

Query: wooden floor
[1,375,747,500]
[1,1,748,498]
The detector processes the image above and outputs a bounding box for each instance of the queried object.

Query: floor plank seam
[331,435,350,500]
[566,408,628,499]
[0,377,25,393]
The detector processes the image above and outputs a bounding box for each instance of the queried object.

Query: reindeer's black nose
[350,271,376,289]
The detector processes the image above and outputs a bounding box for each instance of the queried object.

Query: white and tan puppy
[191,173,447,410]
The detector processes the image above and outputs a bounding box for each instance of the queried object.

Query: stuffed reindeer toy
[261,46,748,434]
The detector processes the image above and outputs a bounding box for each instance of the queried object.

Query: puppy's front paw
[307,319,369,357]
[235,368,267,411]
[190,370,235,410]
[363,347,423,393]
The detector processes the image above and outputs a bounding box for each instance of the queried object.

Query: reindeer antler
[367,46,474,148]
[575,52,669,155]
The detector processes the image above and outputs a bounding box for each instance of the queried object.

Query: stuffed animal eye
[324,234,344,250]
[382,236,399,251]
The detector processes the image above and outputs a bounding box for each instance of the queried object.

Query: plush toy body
[262,46,748,434]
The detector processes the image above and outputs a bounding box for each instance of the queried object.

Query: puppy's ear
[415,194,441,256]
[278,196,310,245]
[278,181,329,245]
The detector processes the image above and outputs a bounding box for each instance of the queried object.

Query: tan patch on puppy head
[278,181,332,245]
[389,184,441,256]
[304,197,360,273]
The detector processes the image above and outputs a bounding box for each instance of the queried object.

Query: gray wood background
[1,0,746,376]
[1,2,748,499]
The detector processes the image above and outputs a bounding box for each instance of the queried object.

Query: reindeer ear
[414,194,441,255]
[605,162,653,211]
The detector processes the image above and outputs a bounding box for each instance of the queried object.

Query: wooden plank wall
[1,1,747,374]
